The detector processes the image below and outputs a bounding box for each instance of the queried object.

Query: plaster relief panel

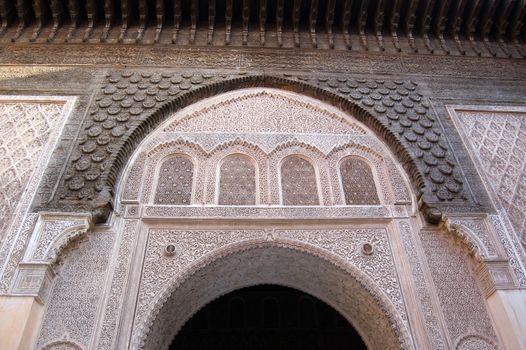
[132,227,409,349]
[0,99,72,241]
[36,231,115,350]
[218,154,257,205]
[163,90,367,135]
[453,109,526,246]
[154,155,194,205]
[340,157,380,205]
[419,229,499,348]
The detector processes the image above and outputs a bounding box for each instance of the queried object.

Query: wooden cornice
[0,0,524,58]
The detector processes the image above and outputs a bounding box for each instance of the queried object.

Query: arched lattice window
[281,155,319,205]
[218,154,256,205]
[340,157,380,205]
[154,155,193,204]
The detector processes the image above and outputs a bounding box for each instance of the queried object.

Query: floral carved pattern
[133,229,412,350]
[36,232,115,349]
[419,229,499,347]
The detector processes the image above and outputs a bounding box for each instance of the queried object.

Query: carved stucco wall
[119,88,412,211]
[419,229,499,349]
[9,89,514,350]
[36,72,472,224]
[453,109,526,247]
[36,231,115,349]
[0,99,71,241]
[134,230,410,350]
[0,97,75,294]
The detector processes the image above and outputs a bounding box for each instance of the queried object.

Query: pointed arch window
[340,157,380,205]
[218,154,256,205]
[281,155,320,205]
[154,155,194,204]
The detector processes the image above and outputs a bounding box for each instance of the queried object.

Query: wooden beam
[389,0,401,51]
[341,0,353,49]
[118,0,130,42]
[292,0,301,47]
[480,0,498,56]
[449,0,467,54]
[30,0,45,42]
[325,0,336,49]
[225,0,232,44]
[173,0,181,43]
[154,0,164,43]
[464,0,483,55]
[242,0,249,45]
[136,0,148,43]
[357,0,368,49]
[208,0,215,44]
[309,0,319,48]
[12,0,29,41]
[0,0,11,36]
[420,0,436,53]
[48,0,63,42]
[190,0,198,44]
[65,0,80,42]
[495,0,514,57]
[374,0,385,51]
[434,0,450,54]
[259,0,267,45]
[276,0,284,46]
[101,0,114,42]
[510,0,526,57]
[83,0,97,42]
[405,0,419,52]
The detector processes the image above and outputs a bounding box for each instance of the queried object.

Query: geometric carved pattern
[135,228,410,350]
[419,229,498,347]
[457,111,526,245]
[340,157,380,205]
[36,232,115,349]
[218,154,256,205]
[154,155,194,205]
[57,72,463,224]
[0,102,64,239]
[281,156,319,206]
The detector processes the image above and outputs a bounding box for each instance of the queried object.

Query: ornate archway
[25,86,512,350]
[133,238,412,350]
[111,87,416,350]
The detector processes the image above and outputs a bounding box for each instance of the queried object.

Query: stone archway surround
[108,87,418,350]
[133,236,412,350]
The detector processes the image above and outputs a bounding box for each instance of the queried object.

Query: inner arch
[136,241,410,350]
[170,284,367,350]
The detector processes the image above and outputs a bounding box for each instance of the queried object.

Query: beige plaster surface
[488,289,526,350]
[0,296,43,350]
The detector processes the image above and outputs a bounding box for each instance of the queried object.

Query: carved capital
[475,260,517,297]
[10,262,55,304]
[23,212,92,265]
[440,214,503,260]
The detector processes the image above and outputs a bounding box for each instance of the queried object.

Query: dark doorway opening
[170,284,367,350]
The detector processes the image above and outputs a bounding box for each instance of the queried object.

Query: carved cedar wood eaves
[0,0,525,58]
[37,73,469,224]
